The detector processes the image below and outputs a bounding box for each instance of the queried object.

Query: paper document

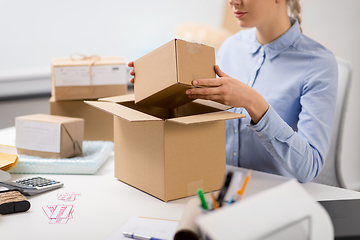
[107,216,179,240]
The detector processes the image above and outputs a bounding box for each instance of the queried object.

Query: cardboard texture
[49,97,114,141]
[134,39,216,109]
[85,94,245,201]
[16,114,84,159]
[51,56,127,101]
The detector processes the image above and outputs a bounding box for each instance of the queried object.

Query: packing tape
[186,42,202,55]
[187,179,204,196]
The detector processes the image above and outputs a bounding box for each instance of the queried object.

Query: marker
[197,188,208,210]
[236,170,252,201]
[227,193,236,205]
[210,192,219,209]
[123,232,164,240]
[217,171,233,207]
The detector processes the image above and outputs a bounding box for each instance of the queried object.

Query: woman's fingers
[192,78,222,87]
[128,61,135,84]
[215,65,229,78]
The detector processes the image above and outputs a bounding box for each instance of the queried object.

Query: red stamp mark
[42,205,74,224]
[57,192,82,202]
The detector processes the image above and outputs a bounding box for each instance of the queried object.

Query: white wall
[0,0,224,72]
[301,0,360,189]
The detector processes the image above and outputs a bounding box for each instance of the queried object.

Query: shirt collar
[247,17,301,60]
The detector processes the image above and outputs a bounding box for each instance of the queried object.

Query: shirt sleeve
[250,53,338,183]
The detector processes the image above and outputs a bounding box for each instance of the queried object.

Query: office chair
[312,57,352,188]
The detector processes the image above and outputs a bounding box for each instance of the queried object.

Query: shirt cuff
[248,105,293,142]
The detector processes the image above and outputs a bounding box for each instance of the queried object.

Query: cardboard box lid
[16,114,84,124]
[86,95,245,124]
[52,56,125,67]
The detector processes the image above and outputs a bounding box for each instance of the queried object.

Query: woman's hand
[128,61,135,84]
[186,65,269,124]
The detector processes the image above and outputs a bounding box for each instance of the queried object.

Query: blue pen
[227,193,236,205]
[123,231,164,240]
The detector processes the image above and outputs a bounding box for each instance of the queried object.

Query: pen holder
[0,189,31,214]
[199,202,214,214]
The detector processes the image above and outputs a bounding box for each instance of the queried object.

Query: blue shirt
[218,18,338,183]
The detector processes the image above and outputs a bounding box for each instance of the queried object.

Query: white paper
[16,119,61,153]
[91,65,126,85]
[54,65,126,86]
[0,169,11,181]
[107,217,179,240]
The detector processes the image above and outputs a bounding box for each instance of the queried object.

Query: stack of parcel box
[49,56,128,141]
[86,39,245,201]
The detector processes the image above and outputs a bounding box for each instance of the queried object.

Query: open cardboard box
[85,94,245,201]
[134,38,216,109]
[51,56,127,101]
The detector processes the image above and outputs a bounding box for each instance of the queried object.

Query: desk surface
[1,127,360,240]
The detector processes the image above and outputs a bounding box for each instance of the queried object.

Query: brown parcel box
[49,96,116,141]
[16,114,84,159]
[51,56,127,101]
[85,94,245,202]
[134,38,216,109]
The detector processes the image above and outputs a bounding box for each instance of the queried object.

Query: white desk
[1,127,360,240]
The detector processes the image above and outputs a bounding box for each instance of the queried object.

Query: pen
[123,232,164,240]
[227,193,236,205]
[197,188,208,210]
[217,171,233,207]
[236,170,252,201]
[210,192,219,209]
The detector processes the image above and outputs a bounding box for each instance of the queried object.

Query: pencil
[210,192,219,209]
[236,170,252,201]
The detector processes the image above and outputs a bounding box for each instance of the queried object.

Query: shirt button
[258,58,262,63]
[234,129,238,133]
[260,47,264,52]
[233,152,237,157]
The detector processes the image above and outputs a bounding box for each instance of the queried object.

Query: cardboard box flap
[167,111,245,125]
[84,100,161,122]
[193,99,233,111]
[99,94,135,103]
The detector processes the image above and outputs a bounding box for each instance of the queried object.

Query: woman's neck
[256,12,292,46]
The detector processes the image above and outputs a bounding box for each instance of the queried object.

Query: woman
[129,0,337,183]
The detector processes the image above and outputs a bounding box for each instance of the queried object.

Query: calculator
[0,177,64,196]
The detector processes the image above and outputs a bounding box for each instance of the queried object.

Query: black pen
[217,171,233,207]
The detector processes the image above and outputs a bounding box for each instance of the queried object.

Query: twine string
[70,53,100,86]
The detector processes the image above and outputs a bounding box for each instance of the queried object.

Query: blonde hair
[286,0,302,32]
